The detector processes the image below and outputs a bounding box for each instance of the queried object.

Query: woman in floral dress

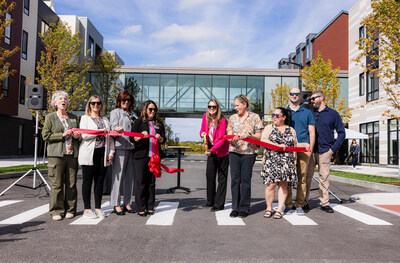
[261,107,297,219]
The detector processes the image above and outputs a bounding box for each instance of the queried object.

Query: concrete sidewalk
[0,157,47,168]
[331,164,399,178]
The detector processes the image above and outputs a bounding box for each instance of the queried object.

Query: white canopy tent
[334,128,369,139]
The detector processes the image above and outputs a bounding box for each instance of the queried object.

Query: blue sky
[53,0,359,141]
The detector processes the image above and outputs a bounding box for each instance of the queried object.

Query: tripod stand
[0,111,51,196]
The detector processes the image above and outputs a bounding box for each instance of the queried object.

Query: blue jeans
[229,152,256,212]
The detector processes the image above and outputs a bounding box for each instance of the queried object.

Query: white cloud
[150,23,233,44]
[172,49,231,67]
[177,0,231,10]
[120,25,142,36]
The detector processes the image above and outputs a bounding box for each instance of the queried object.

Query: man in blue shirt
[284,88,315,216]
[305,91,345,213]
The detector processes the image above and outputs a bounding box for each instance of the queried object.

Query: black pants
[134,157,156,212]
[81,148,106,209]
[206,154,229,209]
[229,152,256,212]
[352,154,358,167]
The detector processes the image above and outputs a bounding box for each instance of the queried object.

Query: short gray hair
[51,90,69,110]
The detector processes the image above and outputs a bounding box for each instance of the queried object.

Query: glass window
[177,74,194,112]
[41,20,49,34]
[338,77,349,107]
[229,76,246,112]
[247,76,264,117]
[282,77,299,90]
[296,48,301,67]
[24,0,30,15]
[88,36,94,58]
[264,76,281,115]
[212,75,229,112]
[20,76,26,104]
[160,74,177,111]
[142,74,159,105]
[194,75,211,112]
[2,66,9,97]
[4,13,11,45]
[22,31,28,60]
[360,121,379,163]
[125,73,142,103]
[306,39,310,61]
[388,119,399,165]
[359,26,365,47]
[367,71,379,102]
[359,73,365,96]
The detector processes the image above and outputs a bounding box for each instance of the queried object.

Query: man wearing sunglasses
[305,91,345,213]
[283,88,315,216]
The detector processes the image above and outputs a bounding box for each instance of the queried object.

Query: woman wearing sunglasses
[109,90,138,215]
[79,95,115,219]
[132,100,165,216]
[260,107,297,219]
[200,99,230,211]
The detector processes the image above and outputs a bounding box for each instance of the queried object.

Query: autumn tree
[124,76,141,113]
[267,83,290,116]
[0,0,18,99]
[354,0,400,120]
[92,52,123,115]
[300,52,352,123]
[34,21,93,121]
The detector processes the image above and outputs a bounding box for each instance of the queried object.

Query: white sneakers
[52,215,62,221]
[65,212,75,219]
[95,209,106,218]
[83,209,99,219]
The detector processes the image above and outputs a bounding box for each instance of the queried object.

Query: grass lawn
[0,165,48,174]
[330,170,400,185]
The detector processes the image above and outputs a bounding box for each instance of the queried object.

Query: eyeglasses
[90,101,102,106]
[208,105,217,109]
[148,108,157,112]
[310,96,321,101]
[290,92,300,96]
[122,99,131,103]
[271,113,281,118]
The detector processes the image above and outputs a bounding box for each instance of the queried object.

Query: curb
[330,175,400,193]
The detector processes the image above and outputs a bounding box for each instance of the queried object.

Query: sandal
[263,210,273,218]
[273,211,282,219]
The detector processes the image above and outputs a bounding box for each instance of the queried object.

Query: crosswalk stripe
[0,200,23,208]
[70,201,110,225]
[331,204,392,225]
[215,203,245,225]
[146,201,179,226]
[0,204,48,225]
[270,203,318,225]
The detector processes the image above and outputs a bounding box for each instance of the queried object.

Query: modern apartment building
[278,10,349,71]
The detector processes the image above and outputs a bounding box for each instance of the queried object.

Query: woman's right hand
[62,130,73,138]
[114,126,124,133]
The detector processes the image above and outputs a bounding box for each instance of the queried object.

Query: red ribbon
[215,135,308,152]
[71,128,184,178]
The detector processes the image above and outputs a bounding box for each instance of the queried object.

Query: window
[2,66,9,97]
[359,26,365,47]
[4,13,11,45]
[359,73,365,96]
[306,39,310,61]
[360,121,379,163]
[366,71,379,101]
[388,119,399,165]
[296,48,301,68]
[88,36,94,58]
[24,0,30,15]
[20,76,26,104]
[41,21,49,34]
[22,31,28,60]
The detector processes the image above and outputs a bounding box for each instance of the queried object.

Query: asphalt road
[0,155,399,262]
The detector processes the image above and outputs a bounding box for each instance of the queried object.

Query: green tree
[300,52,352,123]
[93,52,123,115]
[124,76,141,113]
[34,21,93,121]
[0,0,18,99]
[354,0,400,120]
[267,83,290,115]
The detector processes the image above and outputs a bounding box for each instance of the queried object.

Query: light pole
[279,60,304,69]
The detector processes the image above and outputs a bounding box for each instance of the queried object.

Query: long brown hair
[115,90,135,110]
[206,99,224,127]
[140,100,163,128]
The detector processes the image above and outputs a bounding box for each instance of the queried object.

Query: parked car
[162,149,176,158]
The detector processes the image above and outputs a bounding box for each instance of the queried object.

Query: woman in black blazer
[131,100,165,216]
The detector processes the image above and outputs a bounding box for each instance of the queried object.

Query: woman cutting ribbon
[131,100,165,216]
[199,99,229,211]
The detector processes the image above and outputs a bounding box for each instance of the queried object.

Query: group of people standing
[42,90,165,221]
[200,89,345,219]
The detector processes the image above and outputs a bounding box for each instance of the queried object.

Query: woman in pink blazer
[200,99,229,211]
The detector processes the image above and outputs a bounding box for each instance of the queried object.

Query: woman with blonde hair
[227,95,263,218]
[78,95,114,219]
[42,90,81,221]
[200,99,229,211]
